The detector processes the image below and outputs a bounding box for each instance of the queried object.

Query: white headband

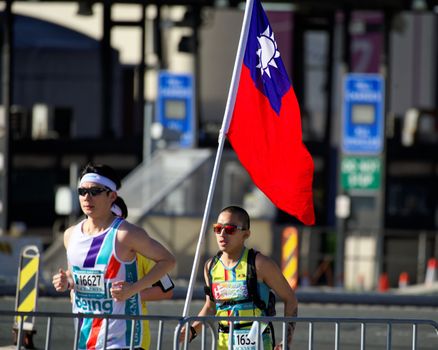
[111,203,123,217]
[79,173,117,192]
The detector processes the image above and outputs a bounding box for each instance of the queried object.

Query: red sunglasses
[213,223,246,235]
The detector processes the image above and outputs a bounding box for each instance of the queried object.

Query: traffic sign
[342,74,384,154]
[341,156,381,191]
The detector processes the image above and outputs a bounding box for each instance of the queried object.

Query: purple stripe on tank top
[83,233,106,268]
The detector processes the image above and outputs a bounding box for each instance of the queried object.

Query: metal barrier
[0,310,185,350]
[1,310,437,350]
[175,315,438,350]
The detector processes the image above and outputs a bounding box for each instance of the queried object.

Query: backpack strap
[204,251,223,301]
[247,248,268,311]
[247,248,276,347]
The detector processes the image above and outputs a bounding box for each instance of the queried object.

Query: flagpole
[182,0,255,318]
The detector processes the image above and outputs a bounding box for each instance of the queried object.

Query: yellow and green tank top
[208,248,273,350]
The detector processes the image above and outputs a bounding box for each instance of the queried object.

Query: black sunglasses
[77,187,111,197]
[213,223,246,235]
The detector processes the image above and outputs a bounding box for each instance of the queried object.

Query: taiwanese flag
[226,0,315,225]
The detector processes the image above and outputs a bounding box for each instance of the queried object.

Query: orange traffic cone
[378,273,389,292]
[425,258,437,286]
[398,272,409,288]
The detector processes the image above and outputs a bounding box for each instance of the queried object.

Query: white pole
[182,0,255,317]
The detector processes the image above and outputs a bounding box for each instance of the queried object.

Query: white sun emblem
[256,26,281,78]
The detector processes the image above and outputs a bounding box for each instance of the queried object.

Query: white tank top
[67,217,143,349]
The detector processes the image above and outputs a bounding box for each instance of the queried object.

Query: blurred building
[0,0,437,289]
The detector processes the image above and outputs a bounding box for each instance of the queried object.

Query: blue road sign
[156,72,194,148]
[342,74,385,154]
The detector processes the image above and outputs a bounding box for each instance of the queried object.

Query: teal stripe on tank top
[124,262,141,345]
[78,318,92,349]
[96,218,123,266]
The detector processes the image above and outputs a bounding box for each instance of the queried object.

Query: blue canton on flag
[243,0,291,115]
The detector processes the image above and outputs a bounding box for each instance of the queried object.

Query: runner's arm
[257,254,298,348]
[179,260,216,343]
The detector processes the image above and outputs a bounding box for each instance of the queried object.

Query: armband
[204,285,213,301]
[152,274,175,292]
[189,326,197,342]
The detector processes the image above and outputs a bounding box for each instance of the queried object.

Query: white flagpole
[182,0,255,317]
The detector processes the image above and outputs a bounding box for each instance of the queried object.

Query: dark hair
[220,206,250,230]
[112,197,128,219]
[79,162,122,190]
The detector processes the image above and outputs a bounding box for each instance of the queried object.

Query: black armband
[189,326,197,342]
[152,274,175,292]
[204,285,213,301]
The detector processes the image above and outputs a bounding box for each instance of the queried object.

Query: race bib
[73,266,106,298]
[231,330,256,350]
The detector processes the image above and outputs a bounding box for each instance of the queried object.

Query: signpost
[337,73,385,290]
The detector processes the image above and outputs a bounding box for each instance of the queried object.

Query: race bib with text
[72,265,106,298]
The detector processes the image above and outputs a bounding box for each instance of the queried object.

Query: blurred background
[0,0,437,294]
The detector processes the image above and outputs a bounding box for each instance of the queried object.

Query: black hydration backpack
[246,248,276,316]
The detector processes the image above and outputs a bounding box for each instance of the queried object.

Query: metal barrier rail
[0,310,189,350]
[175,315,438,350]
[1,310,437,350]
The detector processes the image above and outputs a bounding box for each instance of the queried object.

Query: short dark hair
[79,162,122,190]
[220,206,250,230]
